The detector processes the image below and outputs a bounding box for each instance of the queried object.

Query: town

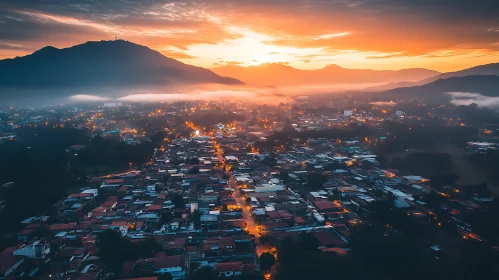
[1,98,499,280]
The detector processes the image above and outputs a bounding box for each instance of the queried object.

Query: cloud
[115,87,290,104]
[69,94,111,102]
[315,32,351,40]
[213,60,245,67]
[365,52,406,59]
[1,0,499,71]
[446,92,499,108]
[0,42,32,51]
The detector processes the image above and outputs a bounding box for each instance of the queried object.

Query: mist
[2,82,382,109]
[446,92,499,109]
[66,84,292,105]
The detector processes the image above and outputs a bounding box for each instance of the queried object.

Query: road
[214,141,265,256]
[231,177,265,255]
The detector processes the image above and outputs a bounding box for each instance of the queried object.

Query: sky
[1,0,499,72]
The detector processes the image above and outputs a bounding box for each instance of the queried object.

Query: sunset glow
[1,1,499,71]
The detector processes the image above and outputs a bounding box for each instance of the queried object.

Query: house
[0,246,24,279]
[215,261,244,277]
[110,221,128,236]
[134,256,185,280]
[202,237,235,258]
[199,193,218,203]
[47,222,78,232]
[200,215,220,231]
[13,240,50,259]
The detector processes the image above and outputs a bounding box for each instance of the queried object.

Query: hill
[365,62,499,91]
[211,63,440,86]
[378,75,499,103]
[0,40,242,89]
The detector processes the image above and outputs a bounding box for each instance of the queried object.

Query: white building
[13,241,50,259]
[344,109,353,117]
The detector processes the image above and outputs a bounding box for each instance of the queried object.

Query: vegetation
[172,194,186,209]
[259,252,276,271]
[190,266,218,280]
[274,228,499,280]
[97,229,160,272]
[0,126,154,248]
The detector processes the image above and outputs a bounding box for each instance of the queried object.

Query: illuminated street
[215,141,265,256]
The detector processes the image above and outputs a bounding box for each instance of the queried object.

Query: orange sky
[1,1,499,72]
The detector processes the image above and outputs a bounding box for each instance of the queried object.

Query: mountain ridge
[211,63,441,86]
[376,75,499,103]
[0,40,243,89]
[364,62,499,91]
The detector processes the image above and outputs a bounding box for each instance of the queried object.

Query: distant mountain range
[0,40,242,89]
[365,62,499,92]
[211,63,440,86]
[384,75,499,96]
[372,75,499,104]
[1,39,498,107]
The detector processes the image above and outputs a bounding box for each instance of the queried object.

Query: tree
[196,182,206,192]
[279,171,289,183]
[96,229,159,272]
[96,229,127,272]
[297,232,320,251]
[188,157,200,165]
[171,194,186,209]
[306,173,327,189]
[259,252,276,271]
[30,225,49,239]
[160,210,174,224]
[191,209,201,228]
[158,273,173,280]
[190,266,218,280]
[189,166,200,174]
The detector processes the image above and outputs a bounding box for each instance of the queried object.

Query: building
[13,241,50,259]
[134,256,186,280]
[343,110,353,117]
[110,220,128,236]
[215,261,244,277]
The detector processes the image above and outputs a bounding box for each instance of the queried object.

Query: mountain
[365,62,499,91]
[211,63,440,86]
[377,75,499,103]
[0,40,242,89]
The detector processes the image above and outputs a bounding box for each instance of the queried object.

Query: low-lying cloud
[446,92,499,108]
[117,90,286,104]
[66,84,292,105]
[69,94,111,102]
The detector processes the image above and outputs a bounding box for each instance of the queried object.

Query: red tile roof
[0,246,23,276]
[105,179,124,184]
[111,221,127,227]
[47,222,77,231]
[153,255,182,269]
[147,204,162,211]
[293,216,305,224]
[313,232,346,247]
[319,247,348,255]
[266,211,280,219]
[215,261,244,272]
